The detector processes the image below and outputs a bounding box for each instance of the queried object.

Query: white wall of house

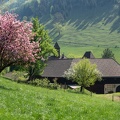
[104,84,120,94]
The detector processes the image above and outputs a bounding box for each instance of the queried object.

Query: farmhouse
[42,42,120,94]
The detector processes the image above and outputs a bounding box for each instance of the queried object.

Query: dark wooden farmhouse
[73,58,120,94]
[42,42,120,94]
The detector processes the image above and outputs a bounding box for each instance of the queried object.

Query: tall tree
[64,59,101,92]
[102,48,115,59]
[27,18,57,81]
[0,12,39,73]
[53,23,64,36]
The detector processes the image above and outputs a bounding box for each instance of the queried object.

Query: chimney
[54,42,60,58]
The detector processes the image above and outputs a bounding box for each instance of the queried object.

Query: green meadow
[49,6,120,63]
[0,77,120,120]
[60,44,120,63]
[51,21,120,62]
[1,0,120,62]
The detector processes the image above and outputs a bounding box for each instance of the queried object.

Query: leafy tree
[64,59,101,92]
[27,17,58,81]
[0,12,39,73]
[102,48,115,59]
[53,23,64,36]
[53,12,64,23]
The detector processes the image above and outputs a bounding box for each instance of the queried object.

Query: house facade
[42,42,120,94]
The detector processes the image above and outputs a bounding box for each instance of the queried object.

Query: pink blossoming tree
[0,12,40,73]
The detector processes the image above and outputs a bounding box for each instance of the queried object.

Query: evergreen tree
[102,48,115,59]
[27,17,58,81]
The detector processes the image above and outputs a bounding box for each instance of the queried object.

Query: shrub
[0,67,10,76]
[49,78,59,89]
[11,71,27,83]
[29,78,59,89]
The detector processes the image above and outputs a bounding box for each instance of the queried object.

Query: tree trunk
[27,75,33,81]
[58,31,61,36]
[80,86,84,93]
[27,67,35,81]
[80,86,83,92]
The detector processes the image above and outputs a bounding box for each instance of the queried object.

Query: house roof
[42,58,120,78]
[72,58,120,77]
[91,59,120,77]
[42,59,73,77]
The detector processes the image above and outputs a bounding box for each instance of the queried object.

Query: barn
[42,43,120,94]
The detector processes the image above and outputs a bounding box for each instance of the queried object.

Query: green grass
[51,16,120,62]
[60,44,120,63]
[1,0,120,63]
[1,1,120,63]
[49,5,120,63]
[50,18,120,63]
[0,77,120,120]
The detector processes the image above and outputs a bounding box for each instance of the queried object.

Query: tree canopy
[27,17,57,81]
[0,12,39,73]
[101,48,115,59]
[64,59,101,92]
[1,0,116,20]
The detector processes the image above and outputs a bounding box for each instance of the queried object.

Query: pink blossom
[0,12,40,72]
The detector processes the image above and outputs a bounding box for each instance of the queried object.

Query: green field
[59,44,120,63]
[1,0,120,63]
[0,77,120,120]
[49,13,120,63]
[48,5,120,63]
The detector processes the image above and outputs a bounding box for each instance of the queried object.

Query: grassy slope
[48,3,120,62]
[1,1,120,62]
[0,77,120,120]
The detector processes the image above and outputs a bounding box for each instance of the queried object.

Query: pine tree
[102,48,115,59]
[27,17,57,81]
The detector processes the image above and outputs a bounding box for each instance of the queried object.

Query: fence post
[112,94,114,101]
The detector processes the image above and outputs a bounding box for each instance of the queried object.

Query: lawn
[59,43,120,63]
[0,77,120,120]
[49,7,120,63]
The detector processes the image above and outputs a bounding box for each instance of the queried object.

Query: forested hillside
[1,0,120,62]
[1,0,120,21]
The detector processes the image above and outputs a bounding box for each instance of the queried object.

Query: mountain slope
[1,0,120,62]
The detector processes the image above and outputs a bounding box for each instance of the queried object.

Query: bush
[49,78,59,89]
[11,71,27,83]
[29,78,59,89]
[0,67,10,76]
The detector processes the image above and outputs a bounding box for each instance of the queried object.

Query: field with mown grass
[48,6,120,63]
[0,77,120,120]
[50,18,120,63]
[1,0,120,63]
[59,44,120,63]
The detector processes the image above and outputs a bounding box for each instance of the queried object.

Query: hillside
[1,0,120,62]
[0,77,120,119]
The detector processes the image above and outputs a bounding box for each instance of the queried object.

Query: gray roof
[42,58,120,78]
[42,59,73,77]
[72,58,120,77]
[91,59,120,77]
